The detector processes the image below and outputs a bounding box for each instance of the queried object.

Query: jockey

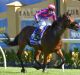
[30,4,57,44]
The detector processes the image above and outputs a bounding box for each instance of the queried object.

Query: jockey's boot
[35,32,41,41]
[30,29,41,45]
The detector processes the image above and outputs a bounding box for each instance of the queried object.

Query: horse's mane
[51,14,69,30]
[42,15,63,35]
[51,16,62,30]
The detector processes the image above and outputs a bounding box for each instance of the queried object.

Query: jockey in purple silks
[30,4,57,44]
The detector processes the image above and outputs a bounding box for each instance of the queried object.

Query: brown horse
[3,13,79,73]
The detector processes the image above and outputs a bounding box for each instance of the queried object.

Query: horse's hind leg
[17,47,25,73]
[56,49,65,68]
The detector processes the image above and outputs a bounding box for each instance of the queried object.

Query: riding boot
[30,28,41,45]
[35,32,41,41]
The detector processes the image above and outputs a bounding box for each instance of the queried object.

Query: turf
[0,67,80,75]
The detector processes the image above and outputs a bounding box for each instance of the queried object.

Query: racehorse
[3,13,79,73]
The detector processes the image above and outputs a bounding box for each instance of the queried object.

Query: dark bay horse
[3,13,79,73]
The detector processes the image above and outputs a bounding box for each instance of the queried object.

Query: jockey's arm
[35,13,39,22]
[34,9,47,22]
[52,12,57,21]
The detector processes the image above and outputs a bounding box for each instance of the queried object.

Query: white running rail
[62,39,80,43]
[0,46,7,69]
[0,38,80,43]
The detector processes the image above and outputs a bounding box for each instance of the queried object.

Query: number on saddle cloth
[30,26,48,45]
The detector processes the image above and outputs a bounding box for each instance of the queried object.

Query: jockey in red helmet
[48,4,56,12]
[30,4,57,44]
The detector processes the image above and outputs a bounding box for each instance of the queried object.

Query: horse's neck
[44,23,67,38]
[51,23,66,38]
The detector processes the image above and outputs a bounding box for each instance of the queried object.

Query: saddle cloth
[30,26,48,45]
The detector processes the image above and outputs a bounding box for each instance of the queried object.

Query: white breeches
[37,19,53,30]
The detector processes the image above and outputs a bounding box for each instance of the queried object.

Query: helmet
[48,4,56,10]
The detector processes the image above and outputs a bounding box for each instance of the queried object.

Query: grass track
[0,67,80,75]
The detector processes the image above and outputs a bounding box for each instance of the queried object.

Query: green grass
[0,67,80,75]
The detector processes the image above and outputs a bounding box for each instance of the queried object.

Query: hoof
[42,69,47,73]
[21,69,26,73]
[42,64,47,72]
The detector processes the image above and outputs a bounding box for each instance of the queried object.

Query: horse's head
[61,12,79,31]
[51,12,79,31]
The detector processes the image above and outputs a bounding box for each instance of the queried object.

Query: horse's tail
[3,33,19,46]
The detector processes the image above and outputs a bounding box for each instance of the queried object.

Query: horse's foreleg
[42,53,49,72]
[17,49,25,73]
[56,49,65,68]
[35,50,41,61]
[33,50,42,70]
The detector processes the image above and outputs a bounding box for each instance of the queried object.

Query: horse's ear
[63,13,67,18]
[65,12,71,16]
[63,12,71,19]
